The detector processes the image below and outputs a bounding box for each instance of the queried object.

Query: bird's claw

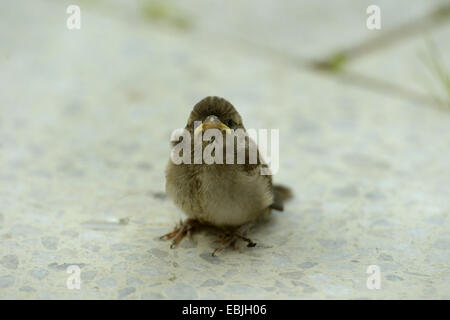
[211,231,257,256]
[160,219,198,248]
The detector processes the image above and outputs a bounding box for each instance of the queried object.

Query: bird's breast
[194,165,273,227]
[166,161,273,227]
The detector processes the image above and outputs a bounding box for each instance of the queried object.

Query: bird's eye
[226,119,235,127]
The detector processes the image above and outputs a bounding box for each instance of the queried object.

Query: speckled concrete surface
[0,1,449,299]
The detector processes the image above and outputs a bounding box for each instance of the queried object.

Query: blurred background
[0,0,449,299]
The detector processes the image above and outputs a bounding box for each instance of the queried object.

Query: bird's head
[186,96,245,136]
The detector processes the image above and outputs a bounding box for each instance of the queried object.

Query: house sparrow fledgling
[161,96,292,255]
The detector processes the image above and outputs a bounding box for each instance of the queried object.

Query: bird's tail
[270,184,293,211]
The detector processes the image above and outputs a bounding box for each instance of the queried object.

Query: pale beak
[194,115,231,136]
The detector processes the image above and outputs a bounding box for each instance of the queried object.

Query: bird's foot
[212,224,256,256]
[160,218,200,248]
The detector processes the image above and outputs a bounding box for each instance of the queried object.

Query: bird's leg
[212,223,256,256]
[160,218,200,248]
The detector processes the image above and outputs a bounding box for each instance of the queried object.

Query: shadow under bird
[161,96,292,255]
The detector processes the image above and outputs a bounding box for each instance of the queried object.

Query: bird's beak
[194,115,231,136]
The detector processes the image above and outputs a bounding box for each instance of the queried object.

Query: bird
[161,96,292,255]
